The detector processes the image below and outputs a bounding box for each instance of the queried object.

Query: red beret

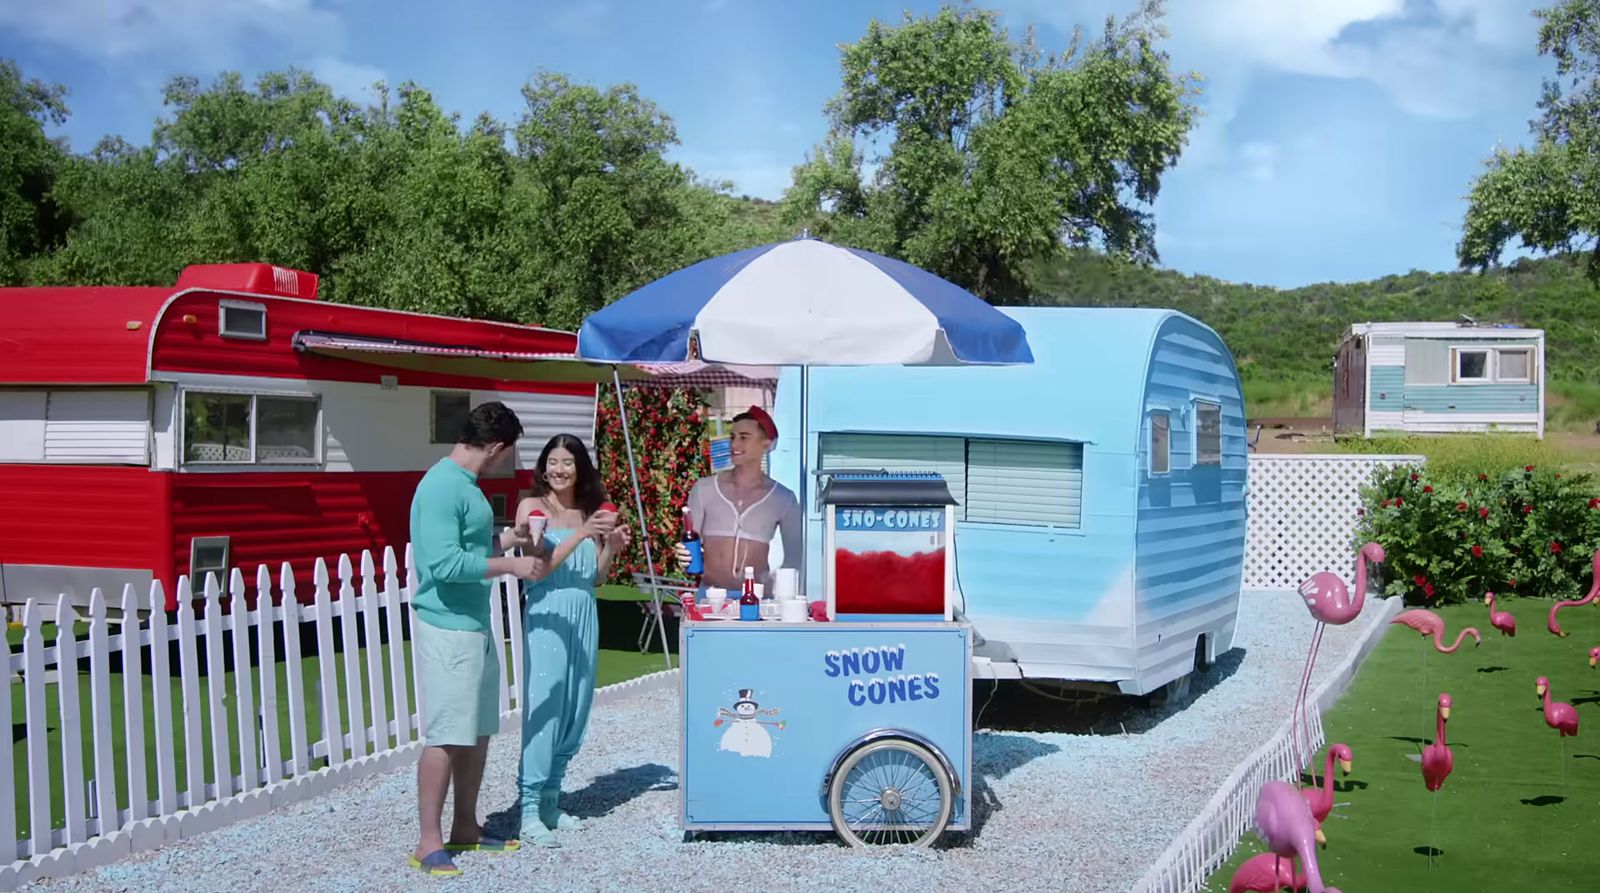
[740,405,778,440]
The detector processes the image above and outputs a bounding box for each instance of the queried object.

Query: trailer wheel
[826,737,953,848]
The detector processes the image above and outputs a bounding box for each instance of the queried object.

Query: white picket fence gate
[0,545,593,891]
[1,453,1416,891]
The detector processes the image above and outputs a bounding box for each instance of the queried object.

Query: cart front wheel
[826,737,953,848]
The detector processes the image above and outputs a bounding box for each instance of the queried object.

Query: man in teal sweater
[408,401,548,877]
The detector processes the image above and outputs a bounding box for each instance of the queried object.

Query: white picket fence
[1129,595,1404,893]
[0,546,556,890]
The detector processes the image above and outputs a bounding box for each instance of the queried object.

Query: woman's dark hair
[459,401,524,448]
[530,434,608,517]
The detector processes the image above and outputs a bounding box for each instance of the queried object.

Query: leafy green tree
[0,59,72,285]
[783,1,1196,300]
[1459,0,1600,281]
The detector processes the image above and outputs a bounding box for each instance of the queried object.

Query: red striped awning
[293,332,777,388]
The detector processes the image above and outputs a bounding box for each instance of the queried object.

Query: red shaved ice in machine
[819,471,959,622]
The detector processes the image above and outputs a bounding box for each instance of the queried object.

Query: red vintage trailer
[0,263,597,610]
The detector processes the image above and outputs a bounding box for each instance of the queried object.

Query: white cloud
[0,0,384,100]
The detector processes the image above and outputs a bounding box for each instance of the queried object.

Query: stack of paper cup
[780,597,807,623]
[706,588,728,614]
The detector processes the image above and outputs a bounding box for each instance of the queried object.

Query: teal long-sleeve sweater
[410,457,495,632]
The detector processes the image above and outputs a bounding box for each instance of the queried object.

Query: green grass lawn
[10,628,674,846]
[1201,597,1600,892]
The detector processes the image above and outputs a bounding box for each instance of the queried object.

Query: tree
[1459,0,1600,281]
[782,1,1197,300]
[0,59,72,285]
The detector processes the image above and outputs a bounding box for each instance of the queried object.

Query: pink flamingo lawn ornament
[1536,677,1579,737]
[1250,781,1342,893]
[1589,646,1599,669]
[1228,851,1306,892]
[1420,694,1453,792]
[1391,609,1482,654]
[1484,591,1516,637]
[1292,542,1384,773]
[1536,675,1579,792]
[1546,549,1600,638]
[1391,608,1479,737]
[1300,743,1353,849]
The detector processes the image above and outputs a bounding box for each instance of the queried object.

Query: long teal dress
[518,527,599,845]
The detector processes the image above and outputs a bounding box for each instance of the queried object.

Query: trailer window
[1194,400,1222,466]
[1452,348,1490,383]
[219,300,267,341]
[183,391,320,465]
[1497,348,1532,382]
[190,536,230,588]
[431,391,471,444]
[1149,411,1170,475]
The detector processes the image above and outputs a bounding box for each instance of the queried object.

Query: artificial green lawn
[1201,597,1600,892]
[9,613,676,846]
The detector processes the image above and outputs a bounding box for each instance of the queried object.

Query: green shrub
[1355,463,1600,605]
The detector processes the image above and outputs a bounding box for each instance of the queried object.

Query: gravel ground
[28,591,1389,893]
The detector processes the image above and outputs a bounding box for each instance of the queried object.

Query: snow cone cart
[680,472,972,847]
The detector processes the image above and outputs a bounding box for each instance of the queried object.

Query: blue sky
[0,1,1553,288]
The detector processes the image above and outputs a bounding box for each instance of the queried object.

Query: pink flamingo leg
[1298,623,1326,776]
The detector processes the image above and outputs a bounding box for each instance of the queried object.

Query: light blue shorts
[415,620,502,747]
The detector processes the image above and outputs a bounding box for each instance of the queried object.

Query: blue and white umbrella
[576,237,1034,366]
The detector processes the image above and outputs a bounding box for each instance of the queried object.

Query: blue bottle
[681,506,704,576]
[739,567,760,621]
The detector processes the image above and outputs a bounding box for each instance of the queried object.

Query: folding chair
[631,573,696,653]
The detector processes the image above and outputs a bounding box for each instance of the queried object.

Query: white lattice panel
[1243,454,1424,590]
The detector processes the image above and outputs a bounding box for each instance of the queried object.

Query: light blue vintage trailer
[767,307,1248,700]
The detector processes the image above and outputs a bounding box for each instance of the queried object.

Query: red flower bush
[1358,463,1600,604]
[595,386,711,583]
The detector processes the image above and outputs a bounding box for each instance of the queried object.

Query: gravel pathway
[29,591,1390,893]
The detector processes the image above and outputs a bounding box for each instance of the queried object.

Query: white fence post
[336,554,368,760]
[311,559,344,768]
[0,597,11,861]
[489,576,510,720]
[279,565,311,777]
[256,566,283,786]
[86,589,118,834]
[22,600,50,858]
[229,570,259,792]
[56,594,87,846]
[406,544,424,737]
[120,584,148,827]
[148,582,178,818]
[202,574,233,801]
[381,547,411,747]
[359,551,390,751]
[174,577,205,809]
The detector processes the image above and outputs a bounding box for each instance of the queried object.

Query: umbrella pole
[798,365,810,596]
[611,368,674,672]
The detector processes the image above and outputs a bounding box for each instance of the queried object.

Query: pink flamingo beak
[1439,705,1451,721]
[1315,826,1328,848]
[1339,758,1352,775]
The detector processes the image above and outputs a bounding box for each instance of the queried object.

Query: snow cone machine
[678,470,971,848]
[821,471,959,622]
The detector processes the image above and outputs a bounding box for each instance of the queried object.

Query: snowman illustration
[713,690,785,758]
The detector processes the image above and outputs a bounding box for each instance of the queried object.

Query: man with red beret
[675,406,801,592]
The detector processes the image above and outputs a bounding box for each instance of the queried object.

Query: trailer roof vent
[175,263,320,300]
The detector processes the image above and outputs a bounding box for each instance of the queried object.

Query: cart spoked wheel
[826,738,953,848]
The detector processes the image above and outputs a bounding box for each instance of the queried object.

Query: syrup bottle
[739,567,760,621]
[681,505,704,576]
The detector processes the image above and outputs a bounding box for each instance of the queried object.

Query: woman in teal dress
[513,434,629,847]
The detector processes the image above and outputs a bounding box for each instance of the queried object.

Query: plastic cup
[706,588,728,613]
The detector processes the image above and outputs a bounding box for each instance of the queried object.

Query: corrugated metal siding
[0,390,47,461]
[43,389,150,464]
[0,465,167,573]
[965,438,1082,528]
[1135,317,1247,684]
[482,390,598,470]
[1369,366,1404,411]
[167,469,530,603]
[817,433,968,517]
[1403,384,1539,413]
